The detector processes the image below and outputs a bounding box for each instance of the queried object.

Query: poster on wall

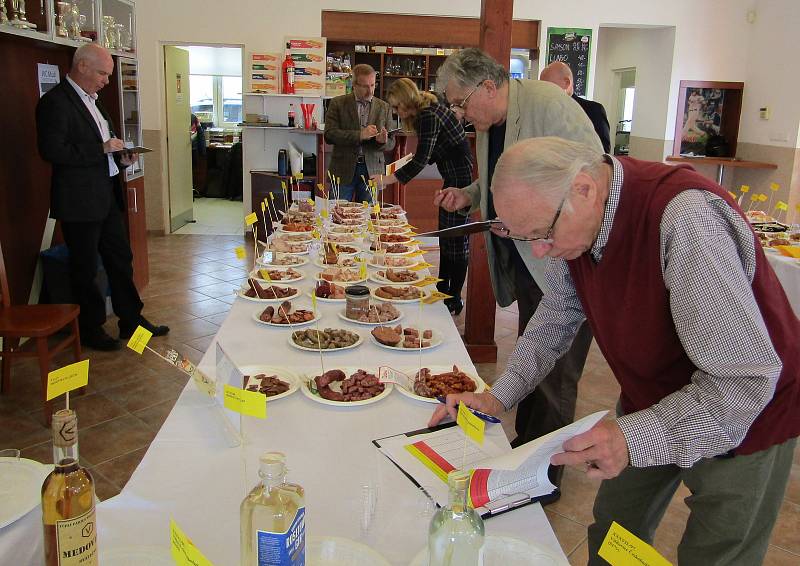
[546,28,592,97]
[679,87,725,155]
[285,36,326,96]
[38,63,60,97]
[247,52,280,94]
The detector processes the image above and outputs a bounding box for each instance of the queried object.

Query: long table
[767,251,800,317]
[3,245,567,565]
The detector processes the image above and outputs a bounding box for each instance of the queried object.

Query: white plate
[252,305,322,328]
[328,224,365,234]
[337,309,403,326]
[313,257,362,269]
[307,536,392,566]
[257,254,309,267]
[409,535,568,566]
[307,291,346,303]
[323,246,362,257]
[267,244,311,256]
[315,272,368,285]
[369,270,426,285]
[323,235,360,245]
[394,364,487,404]
[369,328,443,352]
[301,367,393,407]
[251,268,305,284]
[277,225,315,234]
[367,256,419,269]
[288,330,364,353]
[276,232,314,243]
[0,457,51,529]
[370,286,430,303]
[98,547,173,565]
[237,285,300,302]
[239,365,301,401]
[368,245,419,256]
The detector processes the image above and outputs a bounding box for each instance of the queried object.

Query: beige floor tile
[0,408,51,450]
[91,447,148,491]
[203,312,231,326]
[546,466,602,526]
[179,298,231,318]
[89,467,122,501]
[30,391,126,430]
[545,509,589,556]
[134,399,179,432]
[165,318,221,342]
[786,462,800,506]
[770,500,800,554]
[102,372,184,413]
[77,415,156,466]
[764,544,800,565]
[567,538,589,565]
[193,281,242,299]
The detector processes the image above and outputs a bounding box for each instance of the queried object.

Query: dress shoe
[119,316,170,340]
[81,329,121,351]
[445,297,464,316]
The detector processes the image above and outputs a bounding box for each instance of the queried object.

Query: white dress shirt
[66,74,119,177]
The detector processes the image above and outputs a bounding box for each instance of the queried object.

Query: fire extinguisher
[282,42,295,94]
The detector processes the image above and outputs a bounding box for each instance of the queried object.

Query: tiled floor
[173,197,245,235]
[3,233,798,563]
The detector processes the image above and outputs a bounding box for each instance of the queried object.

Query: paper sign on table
[413,276,443,287]
[409,262,434,272]
[378,366,414,389]
[46,360,89,401]
[245,212,258,226]
[170,519,215,566]
[234,246,246,259]
[598,521,671,566]
[126,325,152,354]
[223,384,267,419]
[422,291,453,304]
[457,402,485,445]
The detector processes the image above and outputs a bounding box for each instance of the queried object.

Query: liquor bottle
[288,104,296,128]
[41,409,98,566]
[427,470,485,566]
[241,452,305,565]
[282,43,295,94]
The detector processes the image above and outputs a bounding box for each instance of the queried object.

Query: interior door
[164,46,193,232]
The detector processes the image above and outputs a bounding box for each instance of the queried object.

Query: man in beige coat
[324,64,395,202]
[435,48,602,500]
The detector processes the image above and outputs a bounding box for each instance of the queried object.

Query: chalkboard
[546,27,593,97]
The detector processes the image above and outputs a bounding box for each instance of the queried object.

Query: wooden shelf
[666,156,777,169]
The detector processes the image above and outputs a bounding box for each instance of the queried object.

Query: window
[189,74,242,127]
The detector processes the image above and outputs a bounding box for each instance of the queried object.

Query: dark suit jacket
[36,79,125,222]
[323,93,396,181]
[572,93,611,153]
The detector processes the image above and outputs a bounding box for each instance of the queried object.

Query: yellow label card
[405,250,426,257]
[408,239,422,245]
[599,522,671,566]
[191,368,216,398]
[359,262,367,279]
[770,182,780,191]
[46,360,89,401]
[223,384,266,419]
[244,212,258,226]
[170,519,215,566]
[258,269,272,281]
[295,172,303,180]
[234,246,246,259]
[413,276,443,287]
[422,290,452,304]
[409,262,434,272]
[740,184,750,193]
[406,231,419,236]
[457,402,485,445]
[126,325,152,354]
[320,209,329,218]
[775,201,788,211]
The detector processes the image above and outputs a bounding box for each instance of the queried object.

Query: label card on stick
[410,262,434,272]
[126,326,152,354]
[598,521,672,566]
[234,246,246,260]
[170,519,215,566]
[422,291,453,305]
[244,212,258,226]
[46,360,89,401]
[223,384,267,419]
[457,402,485,445]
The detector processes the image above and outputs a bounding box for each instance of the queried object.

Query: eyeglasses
[448,81,485,114]
[504,194,567,243]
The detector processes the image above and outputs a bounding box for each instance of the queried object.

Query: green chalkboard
[546,27,593,97]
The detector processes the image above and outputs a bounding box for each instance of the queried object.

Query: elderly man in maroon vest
[429,137,799,564]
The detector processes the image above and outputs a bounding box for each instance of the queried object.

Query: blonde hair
[386,78,438,133]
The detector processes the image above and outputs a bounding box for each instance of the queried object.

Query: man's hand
[374,126,388,144]
[489,221,510,238]
[119,150,136,166]
[103,138,125,153]
[428,392,504,427]
[550,419,630,480]
[433,188,472,212]
[372,173,397,186]
[360,125,378,140]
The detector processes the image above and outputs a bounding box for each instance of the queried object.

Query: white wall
[182,46,243,76]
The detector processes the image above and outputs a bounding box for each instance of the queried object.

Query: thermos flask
[277,149,288,176]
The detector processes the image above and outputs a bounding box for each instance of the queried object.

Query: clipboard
[115,145,153,154]
[372,423,549,519]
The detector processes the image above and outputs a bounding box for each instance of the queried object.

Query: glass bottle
[241,452,305,566]
[427,470,485,566]
[288,104,296,128]
[41,409,98,566]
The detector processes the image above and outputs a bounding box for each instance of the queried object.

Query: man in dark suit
[324,64,395,202]
[36,44,167,351]
[540,61,611,153]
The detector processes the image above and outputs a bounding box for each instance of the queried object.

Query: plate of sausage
[301,367,393,406]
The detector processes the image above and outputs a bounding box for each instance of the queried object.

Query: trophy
[102,15,115,49]
[55,1,69,37]
[68,2,90,42]
[10,0,38,29]
[1,2,9,25]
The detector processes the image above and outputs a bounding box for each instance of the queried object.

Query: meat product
[245,374,290,397]
[371,326,402,346]
[413,365,477,398]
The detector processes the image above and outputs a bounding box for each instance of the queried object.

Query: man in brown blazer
[324,64,395,202]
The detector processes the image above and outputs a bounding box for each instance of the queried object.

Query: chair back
[0,240,9,308]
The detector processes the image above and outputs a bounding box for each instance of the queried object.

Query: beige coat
[461,79,603,306]
[324,93,396,182]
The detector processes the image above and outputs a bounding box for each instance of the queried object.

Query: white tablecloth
[766,251,800,317]
[2,252,568,565]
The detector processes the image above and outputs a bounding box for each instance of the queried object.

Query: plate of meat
[338,303,403,325]
[309,280,346,302]
[369,326,443,351]
[267,239,310,255]
[278,223,314,233]
[238,279,300,302]
[397,365,486,404]
[316,267,367,284]
[369,268,425,285]
[250,267,305,283]
[252,301,321,327]
[370,285,430,303]
[301,367,392,406]
[289,328,363,352]
[256,252,309,267]
[367,254,419,269]
[240,366,300,401]
[369,242,417,255]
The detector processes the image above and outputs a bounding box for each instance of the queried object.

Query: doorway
[612,68,636,155]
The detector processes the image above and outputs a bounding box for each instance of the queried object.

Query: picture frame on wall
[673,80,744,157]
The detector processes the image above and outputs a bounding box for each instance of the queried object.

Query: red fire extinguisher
[282,42,295,94]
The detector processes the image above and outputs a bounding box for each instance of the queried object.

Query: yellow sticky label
[362,201,369,208]
[367,220,374,231]
[234,246,246,259]
[422,290,453,304]
[410,262,434,272]
[404,224,417,230]
[317,183,325,192]
[408,239,422,245]
[311,229,320,239]
[413,276,443,288]
[598,521,672,566]
[295,172,303,180]
[245,212,258,226]
[457,402,485,446]
[759,194,768,202]
[770,182,780,191]
[727,191,737,200]
[171,519,215,566]
[740,185,750,193]
[126,326,152,354]
[281,181,287,190]
[258,269,272,281]
[46,360,89,401]
[750,194,759,202]
[320,208,329,218]
[796,204,800,212]
[776,201,788,211]
[373,204,380,214]
[307,198,314,205]
[223,384,266,419]
[311,292,317,311]
[270,192,275,201]
[359,262,367,279]
[406,250,426,257]
[776,245,800,258]
[406,231,418,236]
[260,202,266,212]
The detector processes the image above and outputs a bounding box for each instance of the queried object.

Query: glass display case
[1,0,50,37]
[57,0,97,42]
[100,0,134,53]
[118,58,143,179]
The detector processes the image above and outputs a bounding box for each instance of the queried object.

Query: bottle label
[256,506,305,565]
[55,507,98,566]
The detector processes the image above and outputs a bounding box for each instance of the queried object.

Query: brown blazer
[324,93,396,182]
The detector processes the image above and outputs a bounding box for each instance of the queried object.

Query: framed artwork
[673,80,743,157]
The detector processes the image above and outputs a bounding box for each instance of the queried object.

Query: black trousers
[436,206,469,300]
[508,255,593,486]
[60,204,143,334]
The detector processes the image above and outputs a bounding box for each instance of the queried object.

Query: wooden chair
[0,241,83,424]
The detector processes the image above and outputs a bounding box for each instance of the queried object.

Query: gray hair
[492,137,606,211]
[72,43,107,68]
[437,48,508,95]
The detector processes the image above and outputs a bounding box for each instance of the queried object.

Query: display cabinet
[118,57,142,179]
[100,0,134,54]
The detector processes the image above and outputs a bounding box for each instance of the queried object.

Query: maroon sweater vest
[567,157,800,456]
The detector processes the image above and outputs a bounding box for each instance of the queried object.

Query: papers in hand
[116,145,153,154]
